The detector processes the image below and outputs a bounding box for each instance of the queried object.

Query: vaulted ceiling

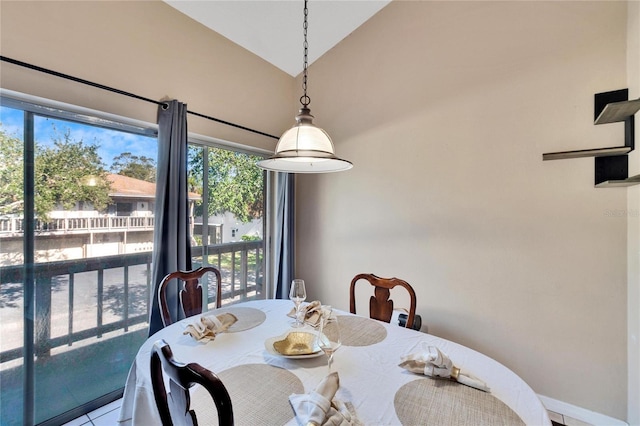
[163,1,391,77]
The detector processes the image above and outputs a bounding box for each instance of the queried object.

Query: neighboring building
[104,174,157,218]
[0,174,201,265]
[194,211,262,245]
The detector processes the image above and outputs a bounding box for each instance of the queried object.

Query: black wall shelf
[542,88,639,187]
[595,175,640,187]
[595,98,640,125]
[542,146,631,161]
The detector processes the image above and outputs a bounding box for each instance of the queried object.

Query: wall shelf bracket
[594,89,640,125]
[542,89,635,161]
[542,89,639,187]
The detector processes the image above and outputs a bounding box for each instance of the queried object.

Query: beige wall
[0,0,292,151]
[296,1,630,420]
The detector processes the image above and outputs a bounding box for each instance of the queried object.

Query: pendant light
[257,0,352,173]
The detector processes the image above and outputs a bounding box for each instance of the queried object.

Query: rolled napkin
[288,300,323,327]
[399,344,490,392]
[289,372,360,426]
[183,312,238,342]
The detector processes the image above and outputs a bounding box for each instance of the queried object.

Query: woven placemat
[337,315,387,347]
[394,378,525,425]
[192,363,303,426]
[205,306,266,332]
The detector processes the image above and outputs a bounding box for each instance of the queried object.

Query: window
[116,202,133,216]
[0,97,157,425]
[187,143,266,307]
[0,93,267,425]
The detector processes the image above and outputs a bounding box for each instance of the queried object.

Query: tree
[188,147,263,223]
[0,128,24,215]
[0,125,112,220]
[111,152,156,182]
[35,129,111,219]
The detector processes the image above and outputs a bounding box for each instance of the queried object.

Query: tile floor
[548,410,593,426]
[62,399,122,426]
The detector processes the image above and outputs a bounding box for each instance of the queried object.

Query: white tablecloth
[118,299,551,425]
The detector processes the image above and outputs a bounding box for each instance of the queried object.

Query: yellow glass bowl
[273,331,320,356]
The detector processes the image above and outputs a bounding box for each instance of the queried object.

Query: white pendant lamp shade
[257,108,353,173]
[256,0,352,174]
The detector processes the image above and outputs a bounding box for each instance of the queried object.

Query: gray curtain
[148,100,192,336]
[273,172,295,299]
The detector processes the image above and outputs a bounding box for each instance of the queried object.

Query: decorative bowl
[272,331,321,356]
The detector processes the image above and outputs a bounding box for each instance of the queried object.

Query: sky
[0,105,156,168]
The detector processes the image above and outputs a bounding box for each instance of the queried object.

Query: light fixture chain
[256,0,352,173]
[301,0,310,107]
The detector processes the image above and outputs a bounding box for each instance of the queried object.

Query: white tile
[548,410,564,423]
[61,414,92,426]
[91,407,121,426]
[87,398,122,420]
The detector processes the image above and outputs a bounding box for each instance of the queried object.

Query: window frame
[0,88,272,425]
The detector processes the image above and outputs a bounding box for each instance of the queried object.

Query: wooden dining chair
[350,273,417,329]
[151,339,233,426]
[158,266,222,327]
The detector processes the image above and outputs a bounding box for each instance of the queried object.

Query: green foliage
[188,147,264,223]
[0,125,112,220]
[35,128,111,219]
[111,151,156,182]
[241,234,261,242]
[0,128,24,215]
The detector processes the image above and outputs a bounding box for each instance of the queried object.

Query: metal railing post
[231,251,236,298]
[68,274,74,346]
[241,249,248,301]
[255,246,262,296]
[124,263,130,332]
[146,261,151,319]
[97,270,103,338]
[34,275,52,358]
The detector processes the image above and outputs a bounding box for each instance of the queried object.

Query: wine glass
[289,279,307,328]
[317,308,341,371]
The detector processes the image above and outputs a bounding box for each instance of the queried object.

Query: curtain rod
[0,55,279,140]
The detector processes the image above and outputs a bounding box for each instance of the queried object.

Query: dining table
[117,299,551,425]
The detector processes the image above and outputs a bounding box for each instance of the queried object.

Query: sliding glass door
[187,143,267,306]
[0,94,267,425]
[0,98,157,425]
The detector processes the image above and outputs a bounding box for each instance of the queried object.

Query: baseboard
[538,394,628,426]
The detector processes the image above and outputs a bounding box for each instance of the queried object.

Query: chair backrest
[151,339,234,426]
[350,273,417,329]
[158,266,222,327]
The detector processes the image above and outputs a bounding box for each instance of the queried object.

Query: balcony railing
[0,240,264,364]
[0,216,155,236]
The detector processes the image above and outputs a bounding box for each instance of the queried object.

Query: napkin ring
[450,366,460,380]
